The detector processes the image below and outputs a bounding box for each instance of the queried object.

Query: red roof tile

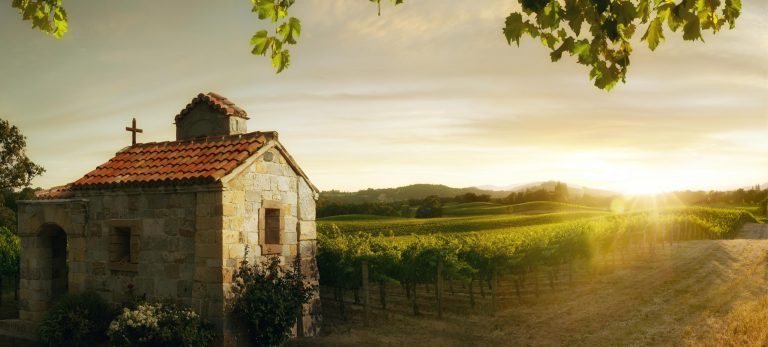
[70,131,274,189]
[36,185,75,199]
[175,92,249,122]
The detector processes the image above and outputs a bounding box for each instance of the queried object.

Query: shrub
[108,301,214,347]
[229,257,315,347]
[39,290,116,347]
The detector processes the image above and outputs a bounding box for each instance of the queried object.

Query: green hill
[321,184,507,204]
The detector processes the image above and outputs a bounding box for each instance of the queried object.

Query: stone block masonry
[220,148,321,344]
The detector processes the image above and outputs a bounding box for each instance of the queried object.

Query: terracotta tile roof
[70,131,274,189]
[35,185,75,199]
[175,92,249,122]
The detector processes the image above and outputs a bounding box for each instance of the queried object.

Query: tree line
[668,187,767,207]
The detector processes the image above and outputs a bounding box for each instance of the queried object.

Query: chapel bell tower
[174,92,249,141]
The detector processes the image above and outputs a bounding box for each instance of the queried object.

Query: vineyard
[315,206,759,318]
[441,201,605,216]
[317,210,610,236]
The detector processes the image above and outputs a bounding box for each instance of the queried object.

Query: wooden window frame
[108,219,140,272]
[259,200,285,255]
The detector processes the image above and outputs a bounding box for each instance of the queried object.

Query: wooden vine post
[469,279,475,309]
[491,270,498,315]
[437,258,444,319]
[362,260,370,327]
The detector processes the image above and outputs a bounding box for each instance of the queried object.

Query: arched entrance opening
[38,223,68,302]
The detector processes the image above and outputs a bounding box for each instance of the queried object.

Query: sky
[1,0,766,195]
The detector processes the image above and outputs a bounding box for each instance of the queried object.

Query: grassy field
[441,201,606,216]
[318,210,610,237]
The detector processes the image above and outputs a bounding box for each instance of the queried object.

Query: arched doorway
[38,224,68,301]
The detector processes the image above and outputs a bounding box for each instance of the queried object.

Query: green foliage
[0,119,45,190]
[108,301,215,347]
[415,195,443,218]
[0,205,15,233]
[319,214,402,222]
[318,210,608,236]
[0,227,19,278]
[317,199,411,218]
[39,290,116,347]
[317,207,756,293]
[1,187,37,212]
[443,201,604,216]
[9,0,67,38]
[249,0,301,73]
[503,0,742,90]
[229,256,315,347]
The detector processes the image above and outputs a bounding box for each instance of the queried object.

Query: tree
[0,119,45,190]
[0,226,20,304]
[553,182,569,202]
[9,0,741,90]
[0,203,15,233]
[415,195,443,218]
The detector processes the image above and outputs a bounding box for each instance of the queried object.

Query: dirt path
[291,223,768,347]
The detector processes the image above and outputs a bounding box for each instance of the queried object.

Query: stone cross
[125,118,143,145]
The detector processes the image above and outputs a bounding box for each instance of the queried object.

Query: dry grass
[686,295,768,347]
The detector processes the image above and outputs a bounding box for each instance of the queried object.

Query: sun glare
[622,183,666,196]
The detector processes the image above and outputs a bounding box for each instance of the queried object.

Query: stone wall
[221,147,320,345]
[77,190,202,307]
[16,187,228,330]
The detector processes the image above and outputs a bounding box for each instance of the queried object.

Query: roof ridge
[125,131,276,149]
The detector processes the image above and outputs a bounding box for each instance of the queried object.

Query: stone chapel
[15,92,321,345]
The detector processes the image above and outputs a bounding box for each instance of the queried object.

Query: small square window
[110,227,132,263]
[108,220,140,272]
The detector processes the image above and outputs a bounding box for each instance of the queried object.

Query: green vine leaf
[11,0,68,38]
[277,17,301,44]
[504,13,526,46]
[642,17,665,50]
[272,49,290,73]
[251,30,272,55]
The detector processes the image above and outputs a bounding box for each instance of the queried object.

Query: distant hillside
[321,184,508,204]
[479,180,618,198]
